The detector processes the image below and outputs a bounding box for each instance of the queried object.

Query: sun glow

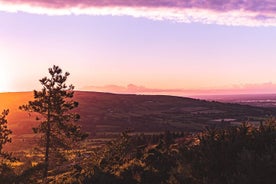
[0,69,9,92]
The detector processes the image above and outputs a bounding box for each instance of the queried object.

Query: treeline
[2,119,272,184]
[2,118,275,183]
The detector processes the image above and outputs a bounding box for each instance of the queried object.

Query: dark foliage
[179,120,276,184]
[0,110,16,183]
[0,109,13,161]
[72,121,276,184]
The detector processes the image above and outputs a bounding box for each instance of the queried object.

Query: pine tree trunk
[43,120,50,180]
[43,100,51,181]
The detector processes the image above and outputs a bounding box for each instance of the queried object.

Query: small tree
[0,109,16,183]
[0,109,12,161]
[19,65,87,180]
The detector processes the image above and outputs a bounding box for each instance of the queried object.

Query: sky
[1,0,276,95]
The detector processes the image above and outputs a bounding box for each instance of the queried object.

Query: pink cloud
[0,0,276,26]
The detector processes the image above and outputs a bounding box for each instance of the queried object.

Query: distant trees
[19,65,87,181]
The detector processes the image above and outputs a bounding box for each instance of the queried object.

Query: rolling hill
[1,91,276,138]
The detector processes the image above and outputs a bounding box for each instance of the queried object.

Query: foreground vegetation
[0,118,275,183]
[53,120,276,184]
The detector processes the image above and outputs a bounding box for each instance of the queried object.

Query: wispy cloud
[0,0,276,26]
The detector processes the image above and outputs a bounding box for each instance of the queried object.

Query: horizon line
[1,90,276,97]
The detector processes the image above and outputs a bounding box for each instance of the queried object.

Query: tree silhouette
[0,109,12,162]
[0,109,16,184]
[19,65,87,181]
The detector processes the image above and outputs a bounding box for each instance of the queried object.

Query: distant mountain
[1,91,275,138]
[81,83,276,96]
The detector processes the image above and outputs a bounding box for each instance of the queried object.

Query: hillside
[1,91,276,138]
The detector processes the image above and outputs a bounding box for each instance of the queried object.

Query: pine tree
[19,65,87,180]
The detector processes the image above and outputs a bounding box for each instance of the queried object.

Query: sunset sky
[1,0,276,95]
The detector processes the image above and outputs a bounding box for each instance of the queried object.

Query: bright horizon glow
[0,53,10,92]
[1,1,276,95]
[0,71,8,92]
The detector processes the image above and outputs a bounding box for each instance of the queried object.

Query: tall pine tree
[20,65,87,180]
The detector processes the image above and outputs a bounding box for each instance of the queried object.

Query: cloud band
[0,0,276,26]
